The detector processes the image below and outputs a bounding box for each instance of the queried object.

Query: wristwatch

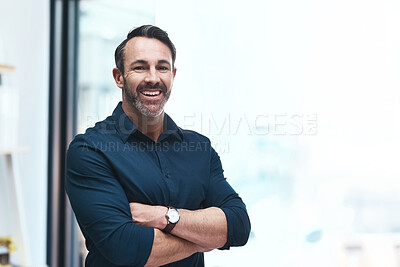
[163,206,180,233]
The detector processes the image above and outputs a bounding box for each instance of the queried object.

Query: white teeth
[142,91,161,96]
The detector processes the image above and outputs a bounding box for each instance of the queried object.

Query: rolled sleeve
[204,148,251,250]
[65,137,154,266]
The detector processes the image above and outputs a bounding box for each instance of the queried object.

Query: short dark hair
[114,25,176,74]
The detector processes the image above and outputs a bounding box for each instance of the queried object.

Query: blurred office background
[1,0,400,266]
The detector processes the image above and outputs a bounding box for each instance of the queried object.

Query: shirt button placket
[156,143,177,204]
[155,143,169,179]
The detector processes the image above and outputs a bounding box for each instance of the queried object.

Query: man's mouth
[140,90,162,97]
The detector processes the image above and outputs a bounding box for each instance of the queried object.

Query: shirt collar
[161,113,184,142]
[111,102,183,143]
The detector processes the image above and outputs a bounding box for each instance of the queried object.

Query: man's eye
[134,66,145,71]
[158,66,169,71]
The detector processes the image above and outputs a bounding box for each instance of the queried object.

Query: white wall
[0,0,49,266]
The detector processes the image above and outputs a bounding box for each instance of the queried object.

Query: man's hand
[130,203,167,230]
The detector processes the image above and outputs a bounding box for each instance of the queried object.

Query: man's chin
[137,106,164,118]
[127,97,166,118]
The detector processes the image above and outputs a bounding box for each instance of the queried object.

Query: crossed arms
[130,203,227,266]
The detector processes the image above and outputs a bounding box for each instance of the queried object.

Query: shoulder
[180,128,211,143]
[177,128,218,156]
[68,115,119,152]
[66,117,119,173]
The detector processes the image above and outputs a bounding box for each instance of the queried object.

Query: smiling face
[114,37,176,118]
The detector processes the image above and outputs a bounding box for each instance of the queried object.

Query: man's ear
[173,67,177,78]
[112,68,124,89]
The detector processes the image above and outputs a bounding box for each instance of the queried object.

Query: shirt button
[165,173,170,178]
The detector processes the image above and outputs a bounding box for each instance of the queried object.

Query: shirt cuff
[218,206,251,250]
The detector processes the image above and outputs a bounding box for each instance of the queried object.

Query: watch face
[168,209,180,224]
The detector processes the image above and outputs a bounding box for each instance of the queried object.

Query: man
[66,25,251,267]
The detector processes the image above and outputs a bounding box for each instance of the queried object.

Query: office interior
[0,0,400,266]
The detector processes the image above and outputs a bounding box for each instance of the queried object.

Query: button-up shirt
[66,102,251,267]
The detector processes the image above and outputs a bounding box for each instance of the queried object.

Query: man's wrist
[157,206,168,229]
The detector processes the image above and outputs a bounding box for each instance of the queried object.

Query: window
[75,1,400,266]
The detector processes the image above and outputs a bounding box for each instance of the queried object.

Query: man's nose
[144,68,160,84]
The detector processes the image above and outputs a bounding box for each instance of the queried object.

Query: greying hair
[114,25,176,74]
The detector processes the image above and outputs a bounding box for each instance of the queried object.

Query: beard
[123,78,171,118]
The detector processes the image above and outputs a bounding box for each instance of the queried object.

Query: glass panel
[77,0,156,134]
[75,1,400,266]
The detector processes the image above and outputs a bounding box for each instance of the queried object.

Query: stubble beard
[123,78,170,118]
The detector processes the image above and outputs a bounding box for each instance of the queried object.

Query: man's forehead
[125,37,172,61]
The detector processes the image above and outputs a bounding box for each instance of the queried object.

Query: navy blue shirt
[66,102,251,267]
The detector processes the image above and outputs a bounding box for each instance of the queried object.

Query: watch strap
[163,221,176,233]
[163,206,178,233]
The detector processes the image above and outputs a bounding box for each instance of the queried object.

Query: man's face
[121,37,176,118]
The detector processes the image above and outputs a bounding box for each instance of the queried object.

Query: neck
[122,102,164,142]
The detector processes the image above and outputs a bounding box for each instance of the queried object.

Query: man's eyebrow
[158,60,171,66]
[129,60,148,66]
